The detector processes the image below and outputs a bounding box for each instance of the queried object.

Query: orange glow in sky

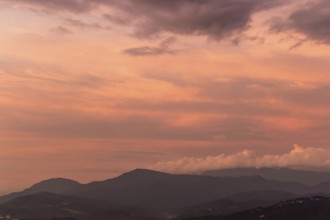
[1,0,330,194]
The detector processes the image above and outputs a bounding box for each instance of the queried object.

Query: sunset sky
[1,0,330,194]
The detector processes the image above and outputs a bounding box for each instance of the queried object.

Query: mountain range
[1,168,330,219]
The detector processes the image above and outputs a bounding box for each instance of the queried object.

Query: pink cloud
[150,145,330,173]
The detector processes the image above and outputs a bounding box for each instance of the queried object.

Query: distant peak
[32,178,80,186]
[130,168,164,173]
[27,177,81,194]
[43,177,78,181]
[111,168,171,183]
[122,168,169,176]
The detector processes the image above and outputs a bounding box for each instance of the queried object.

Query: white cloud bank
[150,145,330,173]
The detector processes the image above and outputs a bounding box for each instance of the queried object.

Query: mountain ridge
[0,168,313,209]
[202,167,330,185]
[2,168,330,219]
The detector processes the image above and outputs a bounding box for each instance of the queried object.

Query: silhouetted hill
[69,169,310,211]
[0,178,81,204]
[187,196,330,220]
[86,169,171,189]
[202,168,330,185]
[0,169,315,210]
[28,178,81,193]
[5,168,330,217]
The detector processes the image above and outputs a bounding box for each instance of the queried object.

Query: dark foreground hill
[175,190,297,219]
[187,196,330,220]
[0,191,300,220]
[0,192,157,220]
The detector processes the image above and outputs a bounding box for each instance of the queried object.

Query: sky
[1,0,330,194]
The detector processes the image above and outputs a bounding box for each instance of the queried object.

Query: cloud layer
[5,0,330,44]
[123,37,177,56]
[150,145,330,173]
[271,0,330,44]
[105,0,285,39]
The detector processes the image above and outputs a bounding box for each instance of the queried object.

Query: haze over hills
[202,168,330,185]
[1,168,330,219]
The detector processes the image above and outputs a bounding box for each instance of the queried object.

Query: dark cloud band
[271,0,330,44]
[6,0,285,40]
